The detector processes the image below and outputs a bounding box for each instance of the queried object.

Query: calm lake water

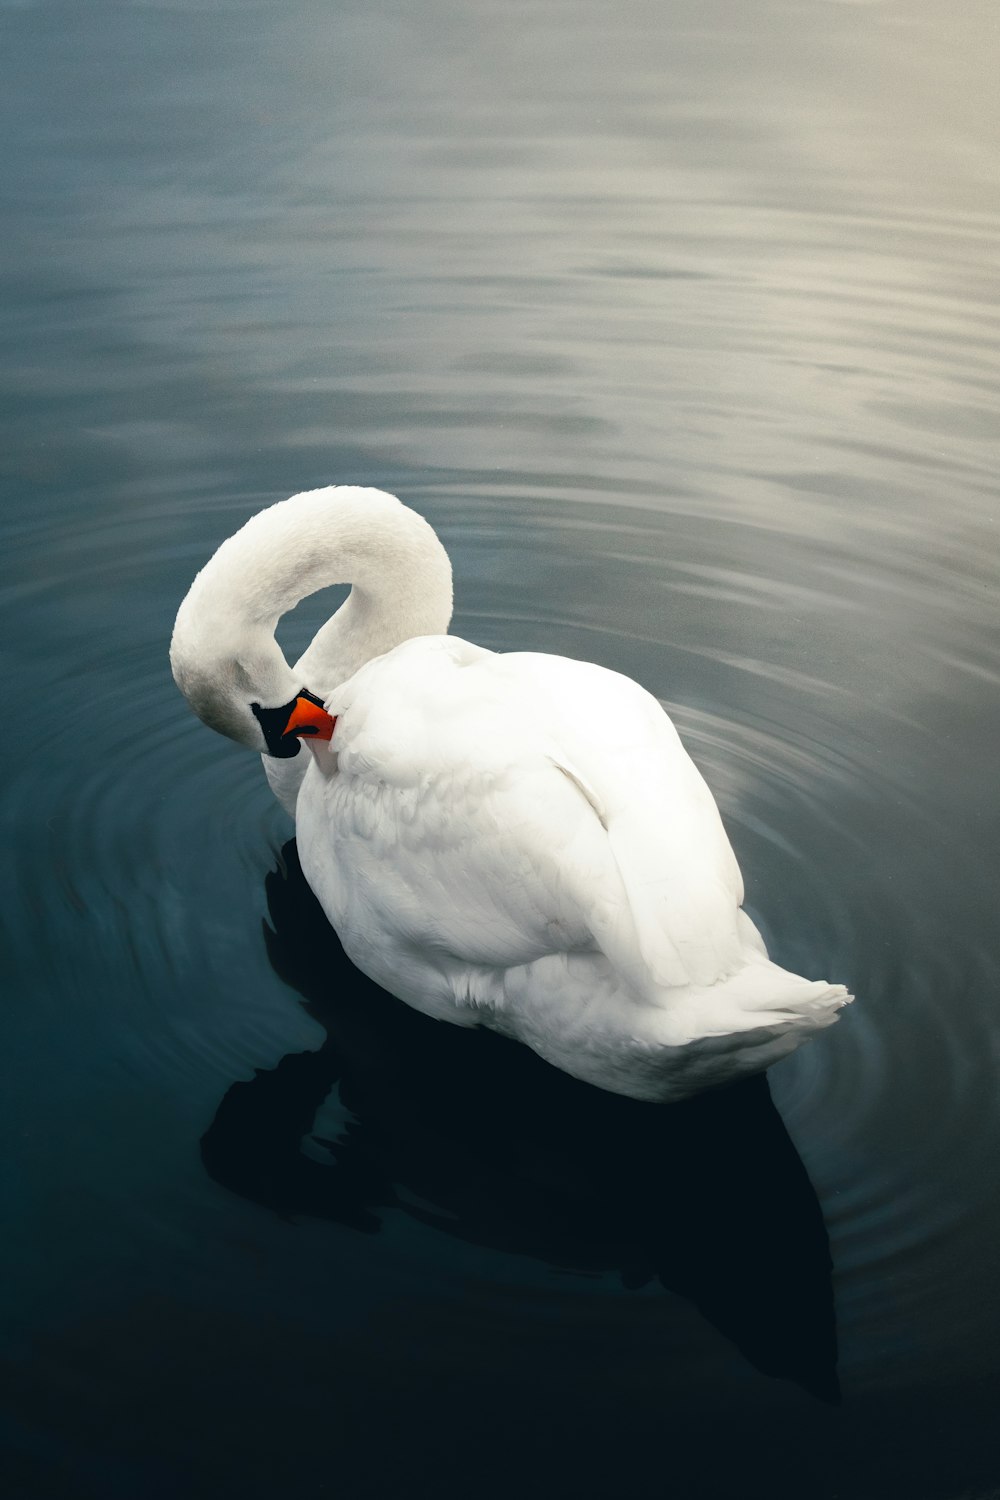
[2,1,999,1496]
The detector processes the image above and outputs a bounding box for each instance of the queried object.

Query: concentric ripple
[6,461,998,1404]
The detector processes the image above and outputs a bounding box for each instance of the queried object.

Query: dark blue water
[3,1,999,1496]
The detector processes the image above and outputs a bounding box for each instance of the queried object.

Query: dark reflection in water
[204,842,839,1401]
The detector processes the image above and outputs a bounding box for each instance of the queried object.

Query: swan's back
[323,639,746,1001]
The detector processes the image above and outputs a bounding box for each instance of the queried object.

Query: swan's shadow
[202,840,839,1402]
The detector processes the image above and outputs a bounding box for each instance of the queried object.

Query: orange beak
[283,694,337,743]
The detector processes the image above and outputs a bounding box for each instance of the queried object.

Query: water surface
[2,2,999,1496]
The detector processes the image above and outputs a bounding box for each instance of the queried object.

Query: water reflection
[203,840,839,1402]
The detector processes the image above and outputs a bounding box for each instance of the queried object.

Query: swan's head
[251,688,337,758]
[170,600,336,758]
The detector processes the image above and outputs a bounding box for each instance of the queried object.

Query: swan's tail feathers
[668,959,853,1049]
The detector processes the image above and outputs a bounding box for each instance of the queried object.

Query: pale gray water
[2,2,999,1496]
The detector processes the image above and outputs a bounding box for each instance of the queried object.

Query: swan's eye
[251,689,336,758]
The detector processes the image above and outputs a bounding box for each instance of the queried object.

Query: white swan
[171,486,851,1101]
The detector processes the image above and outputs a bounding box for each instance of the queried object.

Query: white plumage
[171,486,850,1101]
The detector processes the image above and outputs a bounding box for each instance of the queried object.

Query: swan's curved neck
[170,486,453,750]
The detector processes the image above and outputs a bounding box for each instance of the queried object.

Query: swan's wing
[505,653,746,993]
[329,640,745,999]
[325,644,626,973]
